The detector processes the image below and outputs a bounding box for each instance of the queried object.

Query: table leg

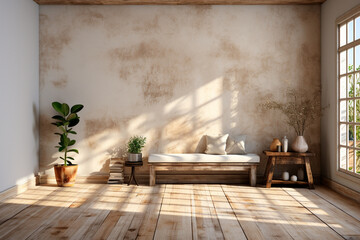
[264,156,272,184]
[305,157,314,189]
[266,157,276,188]
[127,166,135,186]
[133,167,139,186]
[250,165,257,187]
[150,165,156,186]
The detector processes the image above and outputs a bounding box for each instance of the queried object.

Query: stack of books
[107,158,124,184]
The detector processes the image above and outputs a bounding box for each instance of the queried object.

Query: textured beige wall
[39,5,321,181]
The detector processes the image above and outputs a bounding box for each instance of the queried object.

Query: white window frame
[337,5,360,179]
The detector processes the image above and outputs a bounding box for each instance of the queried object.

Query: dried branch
[261,89,321,136]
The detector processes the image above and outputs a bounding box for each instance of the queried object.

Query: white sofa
[148,153,260,186]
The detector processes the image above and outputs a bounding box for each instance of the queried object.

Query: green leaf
[67,113,77,121]
[68,131,77,135]
[60,135,70,147]
[59,146,65,152]
[52,102,64,116]
[68,149,79,154]
[54,133,62,136]
[69,140,76,146]
[68,118,80,127]
[71,104,84,114]
[62,103,70,116]
[51,122,63,127]
[52,115,66,121]
[60,157,65,160]
[64,136,70,146]
[59,126,66,133]
[66,160,73,165]
[67,157,74,160]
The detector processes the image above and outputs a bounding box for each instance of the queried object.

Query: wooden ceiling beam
[33,0,326,5]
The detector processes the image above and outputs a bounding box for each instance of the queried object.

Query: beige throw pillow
[226,135,246,154]
[205,134,229,155]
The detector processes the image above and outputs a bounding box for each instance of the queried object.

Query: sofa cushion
[226,135,246,154]
[205,134,229,155]
[148,153,260,163]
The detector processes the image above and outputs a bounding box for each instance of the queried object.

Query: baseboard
[0,177,37,202]
[38,175,109,184]
[322,177,360,204]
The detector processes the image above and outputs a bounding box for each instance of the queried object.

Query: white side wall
[0,0,39,192]
[321,0,360,192]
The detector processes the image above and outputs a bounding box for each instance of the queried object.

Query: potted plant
[51,102,84,187]
[262,89,320,152]
[127,136,146,162]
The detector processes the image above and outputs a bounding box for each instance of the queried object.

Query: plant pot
[128,153,142,162]
[54,164,78,187]
[291,136,308,153]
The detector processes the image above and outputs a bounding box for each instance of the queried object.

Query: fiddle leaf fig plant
[51,102,84,166]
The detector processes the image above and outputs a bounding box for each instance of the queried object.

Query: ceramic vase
[291,136,308,153]
[270,138,282,152]
[290,175,297,182]
[282,136,288,152]
[282,171,289,181]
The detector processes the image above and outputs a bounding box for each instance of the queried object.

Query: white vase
[282,136,288,152]
[282,171,289,181]
[290,175,297,182]
[291,136,308,153]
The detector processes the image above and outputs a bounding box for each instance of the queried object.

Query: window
[337,8,360,177]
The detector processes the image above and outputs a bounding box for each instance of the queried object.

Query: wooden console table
[263,151,315,189]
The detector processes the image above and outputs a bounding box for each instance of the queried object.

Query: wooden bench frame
[149,162,258,186]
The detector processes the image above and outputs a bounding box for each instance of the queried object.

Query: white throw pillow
[226,135,246,154]
[205,134,229,155]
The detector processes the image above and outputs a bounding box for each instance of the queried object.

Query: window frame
[336,5,360,179]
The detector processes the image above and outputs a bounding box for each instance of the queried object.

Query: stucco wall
[0,1,39,192]
[39,5,321,181]
[321,0,360,192]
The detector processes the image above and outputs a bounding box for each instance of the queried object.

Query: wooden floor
[0,184,360,240]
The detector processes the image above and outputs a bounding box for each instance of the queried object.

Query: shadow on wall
[40,75,320,179]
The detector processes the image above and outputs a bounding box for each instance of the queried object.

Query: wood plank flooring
[0,184,359,239]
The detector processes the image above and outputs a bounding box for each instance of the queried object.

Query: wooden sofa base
[149,163,258,186]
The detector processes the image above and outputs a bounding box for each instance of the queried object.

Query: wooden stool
[263,151,315,189]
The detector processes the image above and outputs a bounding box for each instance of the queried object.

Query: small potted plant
[127,136,146,162]
[51,102,84,187]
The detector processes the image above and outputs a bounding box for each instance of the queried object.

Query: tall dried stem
[261,89,320,136]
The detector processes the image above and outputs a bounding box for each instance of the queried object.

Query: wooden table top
[263,151,315,157]
[125,161,143,166]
